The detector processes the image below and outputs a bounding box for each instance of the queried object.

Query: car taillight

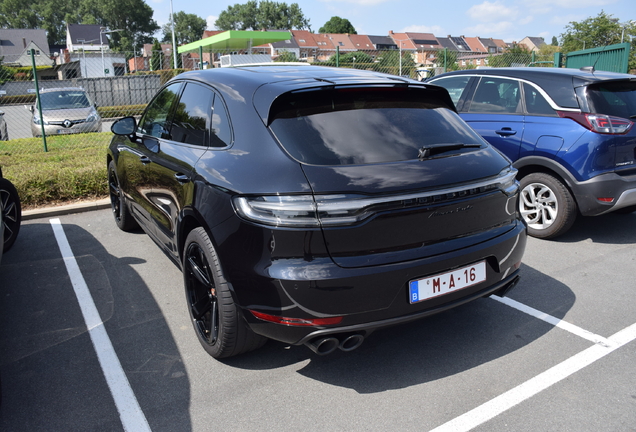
[557,111,633,135]
[250,310,343,326]
[232,194,370,228]
[233,168,518,228]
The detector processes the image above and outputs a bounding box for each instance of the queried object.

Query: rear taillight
[233,168,518,228]
[557,111,633,135]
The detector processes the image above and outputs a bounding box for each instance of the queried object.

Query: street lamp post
[100,28,123,77]
[572,37,586,50]
[170,0,178,68]
[78,39,97,77]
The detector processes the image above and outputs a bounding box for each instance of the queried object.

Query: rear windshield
[586,81,636,119]
[39,90,91,110]
[268,87,486,165]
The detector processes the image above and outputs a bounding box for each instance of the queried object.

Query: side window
[469,77,521,114]
[430,76,471,107]
[171,83,213,146]
[523,83,556,116]
[138,83,183,138]
[210,94,232,148]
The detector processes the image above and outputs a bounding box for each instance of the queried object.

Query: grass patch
[0,133,110,208]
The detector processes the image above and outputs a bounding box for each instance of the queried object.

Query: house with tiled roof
[462,37,488,53]
[518,36,546,52]
[388,31,417,51]
[448,36,472,52]
[0,29,51,67]
[326,34,357,52]
[349,34,374,50]
[492,38,508,53]
[271,37,300,59]
[66,24,108,54]
[368,35,397,50]
[436,37,458,51]
[478,37,499,54]
[290,30,319,61]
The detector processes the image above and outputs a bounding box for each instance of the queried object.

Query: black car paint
[108,66,526,348]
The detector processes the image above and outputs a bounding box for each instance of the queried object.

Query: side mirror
[24,105,34,113]
[111,116,138,136]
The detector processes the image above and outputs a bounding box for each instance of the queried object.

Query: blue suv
[429,67,636,238]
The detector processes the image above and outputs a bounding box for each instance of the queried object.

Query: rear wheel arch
[513,158,579,202]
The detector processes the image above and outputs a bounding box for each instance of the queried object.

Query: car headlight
[33,116,48,125]
[86,110,100,123]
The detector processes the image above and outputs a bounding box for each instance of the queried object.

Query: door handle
[174,173,190,183]
[496,127,517,137]
[139,156,151,164]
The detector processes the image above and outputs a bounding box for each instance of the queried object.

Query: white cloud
[401,25,445,34]
[207,15,218,30]
[467,1,519,23]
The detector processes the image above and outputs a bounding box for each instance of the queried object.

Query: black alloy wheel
[0,177,21,252]
[185,239,220,347]
[183,227,266,358]
[108,161,138,231]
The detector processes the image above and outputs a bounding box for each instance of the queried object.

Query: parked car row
[428,67,636,238]
[108,65,527,359]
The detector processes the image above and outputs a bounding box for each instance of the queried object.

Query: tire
[183,227,266,358]
[108,161,138,231]
[0,177,21,252]
[518,172,577,239]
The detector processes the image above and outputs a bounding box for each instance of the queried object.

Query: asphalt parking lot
[0,207,635,431]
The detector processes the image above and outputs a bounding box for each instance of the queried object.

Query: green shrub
[0,133,111,207]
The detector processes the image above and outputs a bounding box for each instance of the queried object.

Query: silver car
[29,87,102,137]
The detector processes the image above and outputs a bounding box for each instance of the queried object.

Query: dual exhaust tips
[306,333,365,355]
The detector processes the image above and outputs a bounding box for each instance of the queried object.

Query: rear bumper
[570,171,636,216]
[293,273,521,346]
[239,222,527,345]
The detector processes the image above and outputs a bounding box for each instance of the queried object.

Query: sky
[149,0,636,44]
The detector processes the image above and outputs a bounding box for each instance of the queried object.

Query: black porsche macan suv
[107,65,527,358]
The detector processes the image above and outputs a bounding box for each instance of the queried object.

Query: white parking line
[430,322,636,432]
[50,219,151,432]
[491,295,614,347]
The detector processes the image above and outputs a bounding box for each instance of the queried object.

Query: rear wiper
[418,143,482,160]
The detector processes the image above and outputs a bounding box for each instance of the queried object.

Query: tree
[215,1,310,31]
[275,51,297,62]
[150,39,163,71]
[0,0,82,46]
[551,36,558,46]
[76,0,159,51]
[372,50,415,77]
[559,11,631,52]
[0,0,159,49]
[162,11,207,46]
[487,44,532,67]
[559,11,636,71]
[318,16,356,34]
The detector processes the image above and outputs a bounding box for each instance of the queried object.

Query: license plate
[409,261,486,304]
[57,129,73,134]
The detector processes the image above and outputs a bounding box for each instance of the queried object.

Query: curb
[22,198,111,221]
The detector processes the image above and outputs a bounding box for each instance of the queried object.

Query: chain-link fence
[0,48,557,154]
